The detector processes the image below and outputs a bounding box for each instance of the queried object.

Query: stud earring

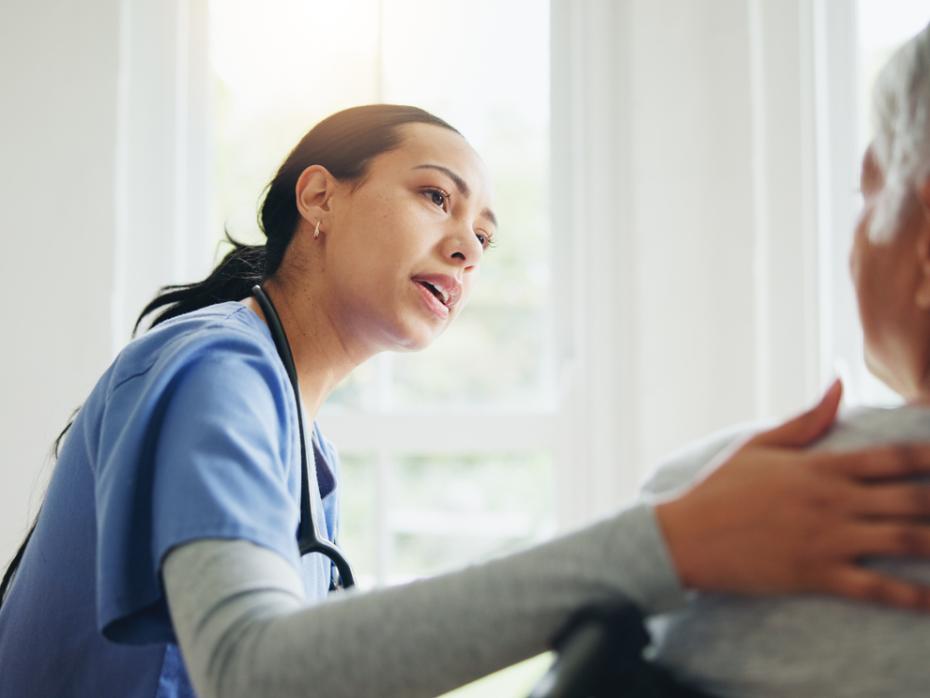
[313,220,322,239]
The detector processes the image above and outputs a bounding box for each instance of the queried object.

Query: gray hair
[870,21,930,240]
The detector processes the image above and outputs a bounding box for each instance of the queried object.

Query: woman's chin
[387,319,443,353]
[401,330,441,352]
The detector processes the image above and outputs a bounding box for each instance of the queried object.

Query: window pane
[209,0,381,251]
[389,451,554,579]
[335,451,379,586]
[391,305,551,409]
[379,0,553,411]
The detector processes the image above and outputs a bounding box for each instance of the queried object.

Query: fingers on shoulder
[844,482,930,518]
[838,522,930,558]
[823,567,930,612]
[811,443,930,480]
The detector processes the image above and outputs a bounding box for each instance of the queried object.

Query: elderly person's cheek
[850,225,892,376]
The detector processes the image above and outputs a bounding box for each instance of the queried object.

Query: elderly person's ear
[921,178,930,218]
[916,178,930,310]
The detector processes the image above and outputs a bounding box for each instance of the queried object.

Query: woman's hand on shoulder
[655,379,930,611]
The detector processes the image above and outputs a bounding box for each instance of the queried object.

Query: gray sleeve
[639,422,759,496]
[162,502,684,698]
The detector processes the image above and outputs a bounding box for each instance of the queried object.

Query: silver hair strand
[869,21,930,240]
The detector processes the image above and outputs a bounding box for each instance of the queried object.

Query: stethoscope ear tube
[251,284,355,590]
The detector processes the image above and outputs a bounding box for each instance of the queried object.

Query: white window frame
[113,0,213,349]
[812,0,868,403]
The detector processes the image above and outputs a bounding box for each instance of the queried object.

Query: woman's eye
[425,188,449,210]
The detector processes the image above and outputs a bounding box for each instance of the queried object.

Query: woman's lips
[412,273,462,308]
[413,280,450,319]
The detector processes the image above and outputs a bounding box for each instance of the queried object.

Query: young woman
[2,104,930,698]
[643,23,930,697]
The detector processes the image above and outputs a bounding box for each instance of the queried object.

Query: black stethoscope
[251,284,355,591]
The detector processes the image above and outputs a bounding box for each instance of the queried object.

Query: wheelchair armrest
[527,600,650,698]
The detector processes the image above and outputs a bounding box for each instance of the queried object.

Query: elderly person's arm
[164,383,930,698]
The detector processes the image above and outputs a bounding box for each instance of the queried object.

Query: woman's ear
[295,165,336,226]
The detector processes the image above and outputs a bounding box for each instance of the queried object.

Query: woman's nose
[445,229,483,269]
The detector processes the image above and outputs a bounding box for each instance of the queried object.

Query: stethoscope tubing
[251,284,355,590]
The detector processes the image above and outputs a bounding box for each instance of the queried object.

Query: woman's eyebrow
[412,164,498,228]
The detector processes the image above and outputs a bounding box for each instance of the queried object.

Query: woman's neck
[242,279,367,421]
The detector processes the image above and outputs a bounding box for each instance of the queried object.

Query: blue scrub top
[0,302,342,697]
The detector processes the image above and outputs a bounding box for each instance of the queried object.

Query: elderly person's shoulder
[641,405,930,498]
[645,404,930,698]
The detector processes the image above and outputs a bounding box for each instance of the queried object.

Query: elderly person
[644,21,930,698]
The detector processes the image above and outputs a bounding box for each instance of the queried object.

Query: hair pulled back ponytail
[133,236,266,334]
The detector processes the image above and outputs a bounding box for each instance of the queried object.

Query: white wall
[552,0,823,524]
[0,0,212,567]
[629,0,821,468]
[0,2,121,565]
[630,0,760,463]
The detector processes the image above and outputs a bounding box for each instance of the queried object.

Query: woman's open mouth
[413,279,451,319]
